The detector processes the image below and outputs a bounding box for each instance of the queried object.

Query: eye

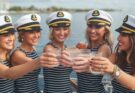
[28,31,34,33]
[88,24,104,29]
[120,33,128,37]
[63,27,69,30]
[53,27,60,31]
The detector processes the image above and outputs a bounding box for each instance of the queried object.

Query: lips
[7,42,14,46]
[58,35,66,39]
[118,41,124,46]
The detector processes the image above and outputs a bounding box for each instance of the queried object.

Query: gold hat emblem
[123,15,128,23]
[31,14,37,21]
[57,11,64,17]
[4,16,10,22]
[92,10,100,16]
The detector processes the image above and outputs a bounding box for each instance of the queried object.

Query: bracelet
[112,65,121,79]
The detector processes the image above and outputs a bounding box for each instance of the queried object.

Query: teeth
[119,42,123,46]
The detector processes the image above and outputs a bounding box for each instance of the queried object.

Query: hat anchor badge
[92,10,100,16]
[57,11,64,17]
[31,14,37,21]
[123,15,128,23]
[4,16,10,22]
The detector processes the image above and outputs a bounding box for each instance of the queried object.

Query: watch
[113,65,121,79]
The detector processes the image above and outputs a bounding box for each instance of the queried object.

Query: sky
[2,0,135,11]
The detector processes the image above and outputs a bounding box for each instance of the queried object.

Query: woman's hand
[90,57,115,74]
[76,42,87,49]
[40,52,60,68]
[60,50,73,67]
[72,57,89,73]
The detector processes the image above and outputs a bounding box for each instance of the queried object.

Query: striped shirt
[43,66,72,93]
[0,60,15,93]
[77,47,105,93]
[43,42,72,93]
[112,65,135,93]
[14,48,41,93]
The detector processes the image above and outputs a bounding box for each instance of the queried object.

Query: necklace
[0,58,5,63]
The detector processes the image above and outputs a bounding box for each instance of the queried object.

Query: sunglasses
[88,24,105,29]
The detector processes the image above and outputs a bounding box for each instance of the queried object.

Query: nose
[117,34,121,41]
[60,29,64,35]
[90,28,96,33]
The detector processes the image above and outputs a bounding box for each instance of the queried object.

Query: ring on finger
[100,64,104,69]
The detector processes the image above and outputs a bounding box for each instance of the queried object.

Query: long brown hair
[115,34,135,74]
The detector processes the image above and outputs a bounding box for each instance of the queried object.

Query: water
[9,10,135,91]
[10,10,135,53]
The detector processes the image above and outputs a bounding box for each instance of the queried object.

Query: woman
[41,11,73,93]
[62,10,113,93]
[75,10,113,93]
[0,15,45,93]
[90,15,135,93]
[11,14,41,93]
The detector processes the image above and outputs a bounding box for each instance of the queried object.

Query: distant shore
[0,6,122,14]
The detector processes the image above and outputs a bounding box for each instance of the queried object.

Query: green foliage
[8,6,22,11]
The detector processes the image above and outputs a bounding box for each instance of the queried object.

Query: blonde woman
[11,14,42,93]
[41,11,73,93]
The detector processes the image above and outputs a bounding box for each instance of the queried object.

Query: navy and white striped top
[43,42,72,93]
[77,47,105,93]
[0,60,15,93]
[14,48,41,93]
[112,65,135,93]
[43,67,72,93]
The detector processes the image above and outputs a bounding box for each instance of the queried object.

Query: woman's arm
[116,69,135,90]
[90,55,135,90]
[0,57,40,79]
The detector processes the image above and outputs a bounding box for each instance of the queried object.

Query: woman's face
[87,24,106,42]
[117,33,131,52]
[22,31,41,46]
[52,27,70,43]
[0,32,15,51]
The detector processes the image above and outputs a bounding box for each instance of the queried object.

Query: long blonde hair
[85,25,113,48]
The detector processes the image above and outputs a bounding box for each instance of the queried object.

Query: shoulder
[10,49,31,65]
[98,44,112,57]
[43,44,55,52]
[11,49,26,59]
[99,43,111,51]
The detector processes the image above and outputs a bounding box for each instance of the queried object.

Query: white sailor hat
[116,15,135,34]
[0,15,16,35]
[15,14,42,32]
[85,10,112,26]
[46,11,72,27]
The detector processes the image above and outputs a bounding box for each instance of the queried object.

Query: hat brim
[50,23,70,27]
[0,28,17,35]
[116,27,123,32]
[87,18,111,26]
[18,26,42,32]
[87,21,106,25]
[115,27,134,34]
